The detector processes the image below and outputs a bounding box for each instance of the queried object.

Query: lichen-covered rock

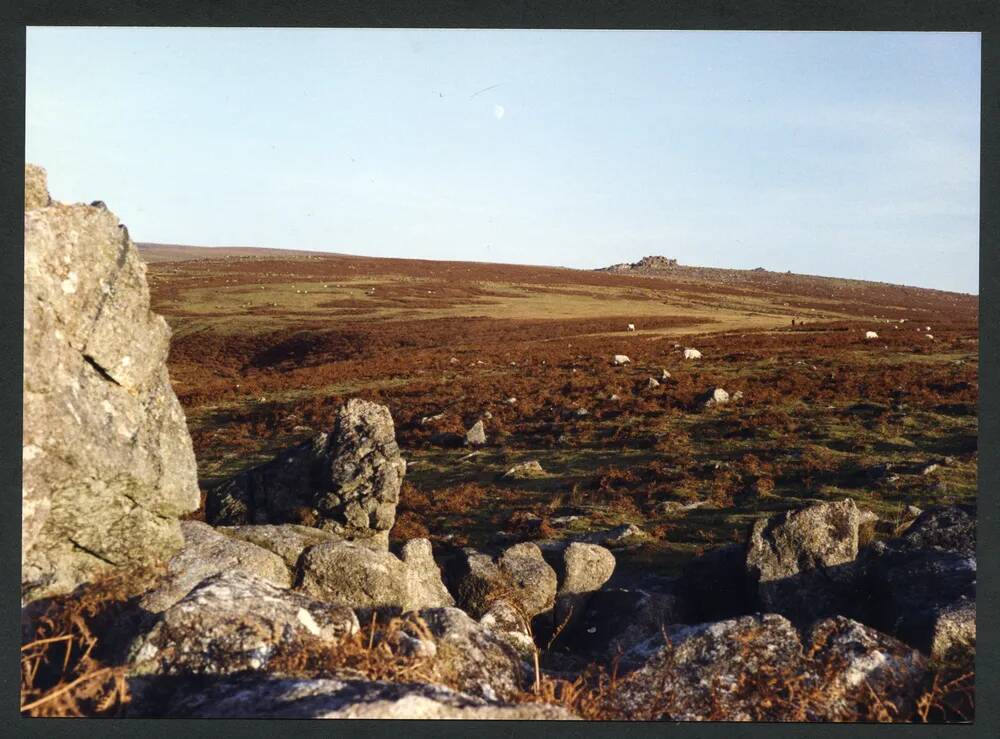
[206,399,404,539]
[216,523,345,569]
[614,613,930,721]
[129,675,577,719]
[22,164,199,601]
[400,538,455,610]
[806,616,928,719]
[297,538,451,612]
[556,542,616,596]
[478,599,535,656]
[614,614,804,720]
[24,163,51,210]
[896,505,975,557]
[417,607,529,702]
[445,548,510,619]
[128,572,358,676]
[745,499,863,623]
[929,597,975,668]
[140,521,292,613]
[498,543,558,617]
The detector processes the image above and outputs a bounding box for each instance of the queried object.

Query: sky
[26,28,980,293]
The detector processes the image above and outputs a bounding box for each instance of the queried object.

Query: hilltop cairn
[206,399,406,545]
[603,255,679,273]
[22,164,200,601]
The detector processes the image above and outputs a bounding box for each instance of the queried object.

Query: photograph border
[2,2,996,737]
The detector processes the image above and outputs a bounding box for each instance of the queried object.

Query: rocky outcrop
[22,164,199,602]
[206,398,405,540]
[140,521,293,613]
[296,538,453,612]
[129,572,359,676]
[129,676,577,719]
[745,499,863,623]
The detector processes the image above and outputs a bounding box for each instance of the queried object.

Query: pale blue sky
[26,28,980,293]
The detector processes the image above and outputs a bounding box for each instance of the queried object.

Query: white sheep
[613,354,631,366]
[683,348,702,360]
[865,331,879,340]
[627,323,636,332]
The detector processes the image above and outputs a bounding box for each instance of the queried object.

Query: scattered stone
[206,399,405,541]
[129,572,359,676]
[504,397,517,405]
[503,460,547,479]
[646,377,660,389]
[661,369,671,380]
[702,387,729,407]
[23,165,200,601]
[574,407,589,417]
[731,390,744,402]
[465,419,487,446]
[420,412,445,425]
[583,523,648,548]
[921,463,939,475]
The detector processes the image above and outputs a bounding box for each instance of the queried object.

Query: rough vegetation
[21,170,977,721]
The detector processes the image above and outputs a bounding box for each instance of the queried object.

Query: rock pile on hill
[22,164,200,602]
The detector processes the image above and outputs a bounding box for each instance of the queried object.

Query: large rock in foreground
[129,675,577,719]
[139,521,293,613]
[614,613,927,721]
[22,164,200,601]
[129,572,359,676]
[206,399,405,539]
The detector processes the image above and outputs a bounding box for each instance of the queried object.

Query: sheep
[627,323,636,332]
[683,348,702,360]
[865,331,879,340]
[613,354,631,366]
